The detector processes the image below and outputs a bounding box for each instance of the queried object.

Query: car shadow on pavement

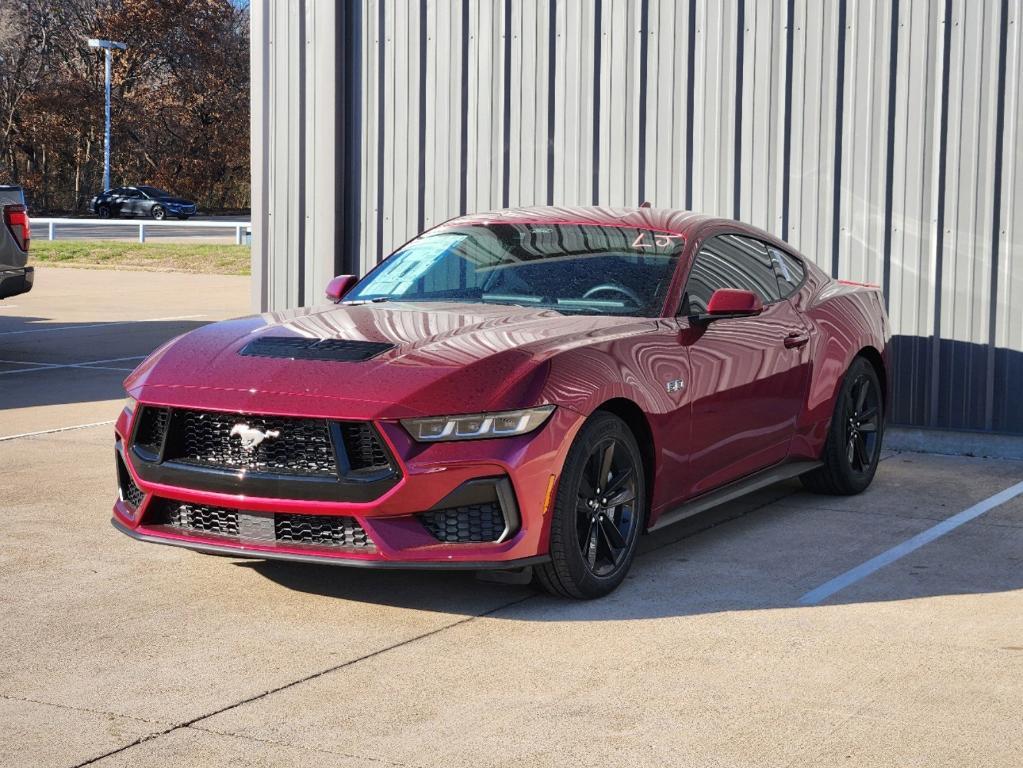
[242,470,1023,621]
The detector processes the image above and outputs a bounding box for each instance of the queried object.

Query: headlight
[124,396,137,416]
[401,405,556,442]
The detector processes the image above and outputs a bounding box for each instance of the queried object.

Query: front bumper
[0,266,33,299]
[111,403,584,569]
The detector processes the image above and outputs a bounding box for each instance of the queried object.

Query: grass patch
[31,240,251,275]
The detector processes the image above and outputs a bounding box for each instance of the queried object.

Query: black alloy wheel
[97,204,111,219]
[536,412,645,599]
[845,372,881,474]
[576,437,640,576]
[801,356,884,495]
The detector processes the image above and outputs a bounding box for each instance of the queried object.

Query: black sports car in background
[90,186,197,220]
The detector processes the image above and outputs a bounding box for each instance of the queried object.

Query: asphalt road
[38,215,250,244]
[2,268,1022,767]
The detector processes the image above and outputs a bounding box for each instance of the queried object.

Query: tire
[151,205,166,220]
[801,356,884,495]
[535,412,646,599]
[97,204,111,219]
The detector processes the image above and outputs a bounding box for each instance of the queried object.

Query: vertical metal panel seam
[336,0,346,275]
[374,0,386,263]
[984,0,1010,429]
[296,0,307,306]
[881,0,900,308]
[416,0,428,231]
[344,1,363,275]
[684,0,695,210]
[830,0,847,278]
[546,0,557,205]
[458,0,470,214]
[592,0,602,204]
[780,0,795,240]
[733,0,746,220]
[929,0,954,427]
[637,0,650,203]
[502,0,513,207]
[256,0,270,311]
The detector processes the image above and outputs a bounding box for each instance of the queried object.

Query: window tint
[769,246,805,296]
[683,234,782,314]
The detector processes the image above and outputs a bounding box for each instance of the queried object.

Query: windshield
[138,186,171,198]
[346,223,683,316]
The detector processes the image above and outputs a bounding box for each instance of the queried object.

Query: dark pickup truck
[0,185,33,299]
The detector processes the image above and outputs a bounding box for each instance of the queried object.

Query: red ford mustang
[113,206,889,598]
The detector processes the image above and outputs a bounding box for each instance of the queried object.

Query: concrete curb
[886,426,1023,461]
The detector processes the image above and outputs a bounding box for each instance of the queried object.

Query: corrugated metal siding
[252,0,1023,435]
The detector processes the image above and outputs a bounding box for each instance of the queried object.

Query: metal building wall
[252,0,1023,435]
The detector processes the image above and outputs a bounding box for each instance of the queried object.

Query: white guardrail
[31,217,252,245]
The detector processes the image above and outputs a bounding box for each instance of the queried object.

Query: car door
[676,234,812,498]
[107,188,126,215]
[124,189,145,216]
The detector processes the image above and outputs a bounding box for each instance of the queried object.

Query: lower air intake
[149,499,374,550]
[275,515,373,548]
[418,502,507,543]
[164,501,239,536]
[116,452,146,511]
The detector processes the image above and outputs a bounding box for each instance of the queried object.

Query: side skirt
[648,460,822,532]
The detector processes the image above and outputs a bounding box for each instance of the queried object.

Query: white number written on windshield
[631,232,681,250]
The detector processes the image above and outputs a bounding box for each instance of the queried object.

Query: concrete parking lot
[2,268,1022,767]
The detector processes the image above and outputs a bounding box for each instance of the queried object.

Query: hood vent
[239,336,394,362]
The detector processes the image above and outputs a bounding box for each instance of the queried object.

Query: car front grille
[168,409,337,476]
[339,422,391,471]
[418,501,508,543]
[148,498,374,550]
[133,406,170,458]
[130,406,395,481]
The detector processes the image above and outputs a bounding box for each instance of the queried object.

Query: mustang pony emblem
[229,423,280,451]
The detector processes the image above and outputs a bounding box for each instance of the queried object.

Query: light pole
[87,38,127,192]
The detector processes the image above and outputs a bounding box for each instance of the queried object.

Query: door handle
[784,331,810,349]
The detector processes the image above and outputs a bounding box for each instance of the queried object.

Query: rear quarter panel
[788,278,891,461]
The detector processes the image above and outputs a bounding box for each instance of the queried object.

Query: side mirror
[325,274,358,302]
[704,288,763,319]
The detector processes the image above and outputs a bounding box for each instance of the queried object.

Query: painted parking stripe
[0,355,146,376]
[799,478,1023,605]
[0,420,116,442]
[0,314,205,336]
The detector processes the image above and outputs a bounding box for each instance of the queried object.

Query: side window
[683,234,782,314]
[769,246,806,297]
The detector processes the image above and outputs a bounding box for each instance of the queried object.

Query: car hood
[127,302,655,420]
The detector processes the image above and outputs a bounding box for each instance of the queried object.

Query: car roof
[440,205,804,259]
[440,205,728,237]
